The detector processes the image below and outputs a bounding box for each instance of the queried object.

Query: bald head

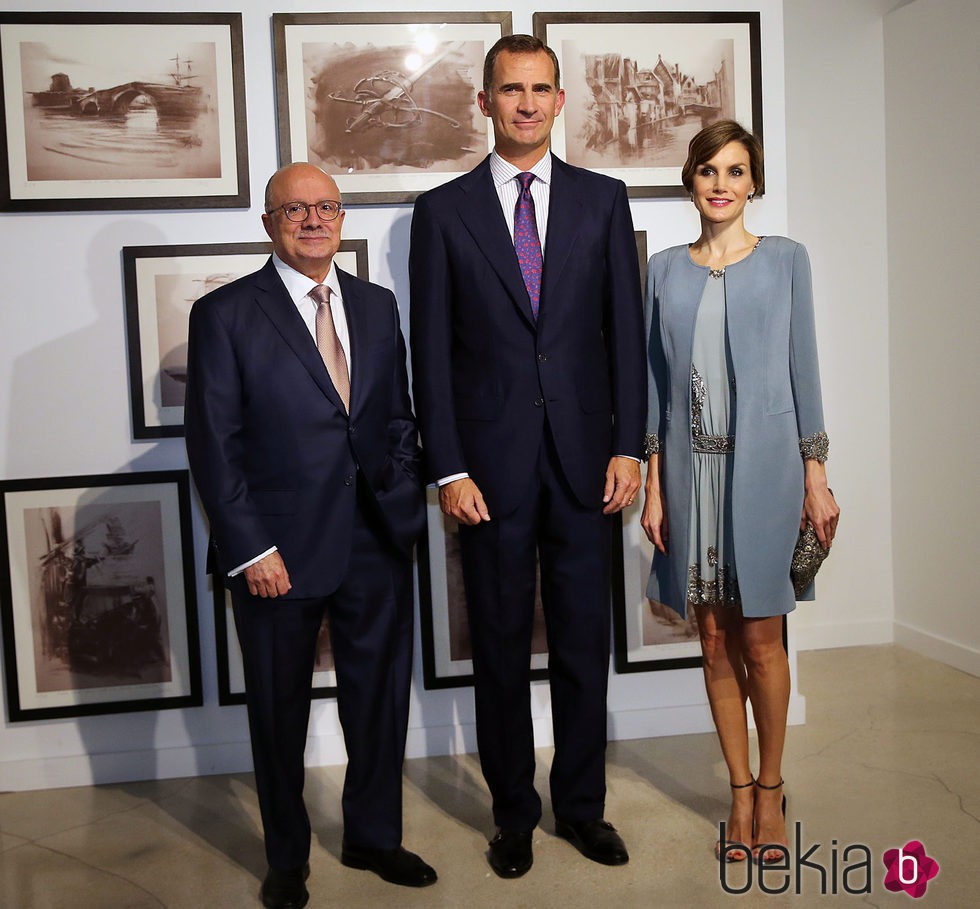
[264,162,341,214]
[261,162,345,283]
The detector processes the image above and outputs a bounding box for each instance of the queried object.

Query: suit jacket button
[533,397,544,407]
[344,475,354,486]
[537,353,549,362]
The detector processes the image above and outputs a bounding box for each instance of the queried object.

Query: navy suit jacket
[185,258,425,599]
[409,155,646,516]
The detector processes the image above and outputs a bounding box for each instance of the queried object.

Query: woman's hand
[641,456,669,554]
[802,459,839,549]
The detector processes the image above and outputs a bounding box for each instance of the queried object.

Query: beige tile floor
[1,644,976,908]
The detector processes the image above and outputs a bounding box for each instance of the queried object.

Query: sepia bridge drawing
[30,56,206,121]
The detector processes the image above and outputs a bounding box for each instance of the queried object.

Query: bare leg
[694,604,754,859]
[741,615,790,860]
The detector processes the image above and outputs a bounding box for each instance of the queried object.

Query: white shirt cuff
[228,546,278,577]
[436,473,469,486]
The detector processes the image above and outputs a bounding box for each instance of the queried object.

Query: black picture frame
[272,11,512,204]
[533,11,763,198]
[122,239,370,439]
[0,471,202,721]
[0,12,249,211]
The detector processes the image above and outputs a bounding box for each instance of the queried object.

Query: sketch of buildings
[567,42,735,169]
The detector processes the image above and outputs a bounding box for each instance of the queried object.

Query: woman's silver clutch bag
[791,523,830,598]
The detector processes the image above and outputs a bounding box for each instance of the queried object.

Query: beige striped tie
[309,284,350,411]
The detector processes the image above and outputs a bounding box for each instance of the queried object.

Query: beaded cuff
[643,432,660,460]
[799,431,829,462]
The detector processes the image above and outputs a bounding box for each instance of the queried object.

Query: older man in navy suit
[409,35,647,878]
[186,163,435,909]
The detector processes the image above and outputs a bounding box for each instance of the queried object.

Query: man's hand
[602,456,642,515]
[439,478,491,525]
[243,551,291,598]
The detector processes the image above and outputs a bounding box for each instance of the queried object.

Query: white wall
[782,0,899,651]
[884,0,980,675]
[1,0,862,791]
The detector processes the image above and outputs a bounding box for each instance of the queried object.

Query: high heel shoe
[752,778,787,864]
[715,777,754,863]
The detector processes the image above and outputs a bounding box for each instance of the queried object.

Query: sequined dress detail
[686,275,740,606]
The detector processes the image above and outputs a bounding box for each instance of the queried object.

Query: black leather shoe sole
[488,829,533,878]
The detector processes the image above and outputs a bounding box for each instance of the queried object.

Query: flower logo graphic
[882,841,940,898]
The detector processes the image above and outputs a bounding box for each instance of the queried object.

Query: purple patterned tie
[514,172,543,319]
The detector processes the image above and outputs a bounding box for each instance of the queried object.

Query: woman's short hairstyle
[681,120,765,196]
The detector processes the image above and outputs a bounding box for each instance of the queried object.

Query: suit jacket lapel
[252,258,349,415]
[456,158,537,327]
[540,157,585,324]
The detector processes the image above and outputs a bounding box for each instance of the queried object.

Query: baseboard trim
[0,698,807,792]
[793,619,894,651]
[894,621,980,678]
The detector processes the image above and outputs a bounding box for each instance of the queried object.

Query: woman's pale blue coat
[645,237,827,618]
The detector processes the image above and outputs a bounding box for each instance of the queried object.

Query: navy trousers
[232,496,413,870]
[458,429,612,831]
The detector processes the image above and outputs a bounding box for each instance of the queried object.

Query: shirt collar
[272,253,342,306]
[489,149,552,190]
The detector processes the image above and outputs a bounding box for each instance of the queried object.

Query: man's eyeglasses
[270,200,343,222]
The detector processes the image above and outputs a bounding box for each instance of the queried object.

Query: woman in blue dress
[641,121,839,863]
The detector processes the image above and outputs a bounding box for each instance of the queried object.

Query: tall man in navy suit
[409,35,647,878]
[185,163,436,909]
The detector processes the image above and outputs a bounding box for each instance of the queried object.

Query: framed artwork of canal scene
[122,239,369,439]
[533,12,762,198]
[0,471,202,721]
[272,11,512,204]
[0,12,249,211]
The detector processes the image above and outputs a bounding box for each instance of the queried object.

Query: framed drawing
[533,12,762,197]
[212,574,336,706]
[272,11,512,203]
[612,509,702,674]
[0,471,202,721]
[417,488,548,689]
[122,239,369,439]
[0,12,249,211]
[613,509,788,673]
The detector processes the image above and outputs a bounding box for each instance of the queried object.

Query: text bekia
[718,822,872,895]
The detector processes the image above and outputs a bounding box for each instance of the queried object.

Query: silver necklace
[706,237,764,279]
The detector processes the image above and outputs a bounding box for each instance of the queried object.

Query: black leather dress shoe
[341,842,437,887]
[488,828,533,878]
[260,863,309,909]
[556,819,629,865]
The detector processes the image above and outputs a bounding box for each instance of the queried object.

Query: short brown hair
[482,34,560,93]
[681,120,764,196]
